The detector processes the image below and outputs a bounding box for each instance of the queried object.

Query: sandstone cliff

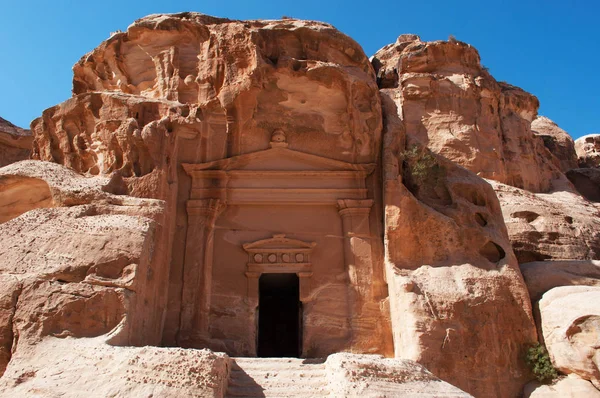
[380,89,537,397]
[373,35,563,193]
[374,33,600,397]
[0,118,32,168]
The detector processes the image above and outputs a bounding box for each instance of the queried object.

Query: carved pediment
[183,146,375,173]
[182,133,375,205]
[243,234,316,273]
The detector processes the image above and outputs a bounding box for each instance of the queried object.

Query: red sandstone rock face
[566,168,600,202]
[539,286,600,389]
[381,89,537,398]
[531,116,578,172]
[0,117,32,168]
[373,35,563,193]
[33,13,381,178]
[0,160,167,376]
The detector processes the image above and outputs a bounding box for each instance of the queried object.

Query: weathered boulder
[490,181,600,262]
[0,337,230,397]
[575,134,600,168]
[325,353,473,397]
[382,90,536,398]
[524,375,600,397]
[0,117,31,168]
[566,168,600,202]
[373,35,563,193]
[520,260,600,301]
[531,116,578,172]
[539,286,600,389]
[0,160,171,379]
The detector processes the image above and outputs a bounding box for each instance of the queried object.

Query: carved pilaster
[337,199,377,352]
[179,198,226,346]
[337,199,374,286]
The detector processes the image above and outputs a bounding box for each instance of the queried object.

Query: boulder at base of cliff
[539,286,600,389]
[0,336,230,398]
[524,375,600,397]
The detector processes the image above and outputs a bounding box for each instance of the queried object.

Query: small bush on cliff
[400,145,445,187]
[525,343,558,383]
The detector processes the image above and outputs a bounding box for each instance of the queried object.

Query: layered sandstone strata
[0,117,32,167]
[490,181,600,262]
[0,337,230,397]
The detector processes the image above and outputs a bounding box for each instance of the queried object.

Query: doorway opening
[257,273,302,357]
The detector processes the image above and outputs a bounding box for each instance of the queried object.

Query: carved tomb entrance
[178,132,389,357]
[257,273,301,357]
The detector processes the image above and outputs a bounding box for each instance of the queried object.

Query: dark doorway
[257,273,302,357]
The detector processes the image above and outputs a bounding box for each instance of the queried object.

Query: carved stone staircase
[225,357,329,397]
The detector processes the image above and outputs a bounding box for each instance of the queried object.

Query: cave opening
[257,273,302,358]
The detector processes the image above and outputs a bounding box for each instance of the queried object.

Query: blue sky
[1,0,597,138]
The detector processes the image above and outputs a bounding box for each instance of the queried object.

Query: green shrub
[525,343,558,383]
[399,145,445,187]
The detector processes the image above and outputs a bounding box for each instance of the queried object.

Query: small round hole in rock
[479,241,506,263]
[475,212,488,227]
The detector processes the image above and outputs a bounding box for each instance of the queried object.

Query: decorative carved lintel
[243,235,316,303]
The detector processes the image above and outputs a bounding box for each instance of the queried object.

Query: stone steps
[225,357,329,398]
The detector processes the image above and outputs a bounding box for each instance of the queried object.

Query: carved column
[179,198,225,346]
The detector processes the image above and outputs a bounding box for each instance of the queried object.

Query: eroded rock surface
[373,35,562,193]
[539,286,600,389]
[521,260,600,301]
[382,88,536,397]
[3,12,599,398]
[566,168,600,202]
[33,13,382,186]
[325,353,473,397]
[491,181,600,262]
[0,160,169,379]
[0,118,32,168]
[0,337,229,397]
[576,134,600,168]
[531,116,578,172]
